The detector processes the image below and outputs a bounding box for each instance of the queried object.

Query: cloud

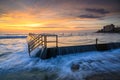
[0,9,5,15]
[38,26,63,28]
[73,26,86,28]
[0,0,120,33]
[85,8,110,14]
[78,14,103,19]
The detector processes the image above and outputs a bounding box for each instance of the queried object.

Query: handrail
[27,33,119,57]
[27,33,58,56]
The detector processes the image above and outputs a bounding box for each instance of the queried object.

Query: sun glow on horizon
[0,11,97,33]
[0,0,119,34]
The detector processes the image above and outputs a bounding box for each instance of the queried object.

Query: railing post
[27,33,59,57]
[44,35,47,47]
[41,35,43,46]
[96,38,98,45]
[56,35,58,48]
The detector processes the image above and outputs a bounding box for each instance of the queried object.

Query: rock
[71,63,80,72]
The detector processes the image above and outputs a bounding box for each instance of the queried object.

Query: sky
[0,0,120,33]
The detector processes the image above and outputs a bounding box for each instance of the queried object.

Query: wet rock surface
[71,63,80,72]
[86,72,120,80]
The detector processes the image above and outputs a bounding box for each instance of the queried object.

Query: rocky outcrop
[71,63,80,72]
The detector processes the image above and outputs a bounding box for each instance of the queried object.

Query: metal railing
[27,33,58,56]
[27,33,119,56]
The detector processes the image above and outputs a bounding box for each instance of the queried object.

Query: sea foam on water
[0,33,120,80]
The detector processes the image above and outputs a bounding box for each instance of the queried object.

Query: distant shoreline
[96,24,120,33]
[96,31,120,34]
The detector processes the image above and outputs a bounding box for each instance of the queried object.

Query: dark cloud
[0,0,120,19]
[85,8,110,14]
[0,9,5,15]
[0,0,24,16]
[78,14,103,19]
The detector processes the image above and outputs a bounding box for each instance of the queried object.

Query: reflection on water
[0,32,120,52]
[0,39,26,54]
[54,33,120,47]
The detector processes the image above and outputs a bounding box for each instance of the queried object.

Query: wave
[0,35,27,39]
[0,33,120,80]
[0,48,120,80]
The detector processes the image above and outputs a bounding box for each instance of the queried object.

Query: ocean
[0,32,120,80]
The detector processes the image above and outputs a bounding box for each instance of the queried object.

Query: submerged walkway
[27,33,120,59]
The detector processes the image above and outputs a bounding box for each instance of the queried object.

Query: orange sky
[0,10,99,33]
[0,0,120,34]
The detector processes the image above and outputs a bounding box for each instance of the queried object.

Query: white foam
[0,37,120,80]
[30,46,42,57]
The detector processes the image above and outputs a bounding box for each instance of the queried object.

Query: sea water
[0,32,120,80]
